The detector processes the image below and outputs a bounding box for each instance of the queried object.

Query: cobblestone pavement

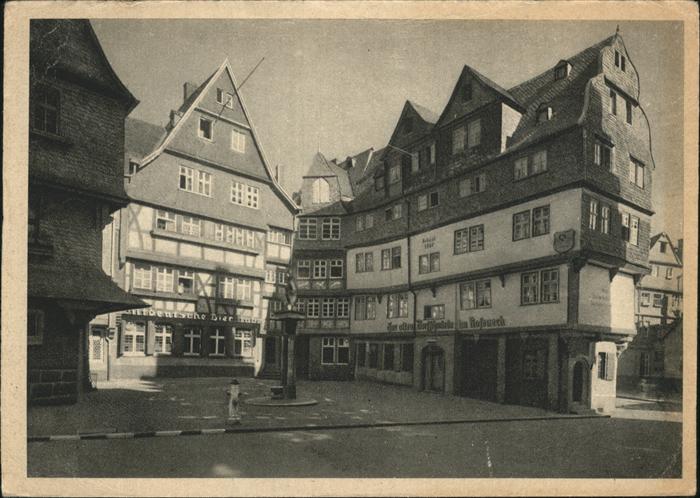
[29,377,583,437]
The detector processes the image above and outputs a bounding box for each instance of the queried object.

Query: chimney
[169,110,183,129]
[183,81,199,103]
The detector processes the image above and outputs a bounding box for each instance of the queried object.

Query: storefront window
[400,343,414,372]
[210,328,226,356]
[234,330,253,357]
[356,342,366,367]
[184,327,201,356]
[383,344,395,370]
[154,323,173,354]
[368,343,379,368]
[123,322,146,354]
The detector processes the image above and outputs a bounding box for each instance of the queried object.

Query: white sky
[92,19,684,242]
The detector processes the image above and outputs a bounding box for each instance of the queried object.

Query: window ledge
[30,129,73,146]
[151,228,261,255]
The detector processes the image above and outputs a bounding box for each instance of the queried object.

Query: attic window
[614,50,626,72]
[216,88,234,109]
[128,161,138,175]
[554,61,570,80]
[462,82,473,102]
[311,178,330,204]
[198,117,213,140]
[536,105,553,123]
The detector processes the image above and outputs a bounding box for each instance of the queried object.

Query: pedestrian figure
[227,378,241,424]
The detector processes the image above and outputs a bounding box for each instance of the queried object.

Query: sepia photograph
[2,1,697,496]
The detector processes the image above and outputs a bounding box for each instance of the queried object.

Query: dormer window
[311,178,330,204]
[461,82,473,102]
[554,61,570,80]
[536,105,553,123]
[614,50,626,72]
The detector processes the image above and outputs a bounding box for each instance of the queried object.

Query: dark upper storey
[297,33,655,264]
[29,19,138,204]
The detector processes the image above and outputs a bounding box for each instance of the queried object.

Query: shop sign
[387,316,506,333]
[422,235,436,249]
[554,229,575,253]
[123,308,256,324]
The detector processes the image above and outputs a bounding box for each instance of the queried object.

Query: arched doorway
[570,358,589,408]
[422,344,445,392]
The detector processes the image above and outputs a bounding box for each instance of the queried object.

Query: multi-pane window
[306,298,320,318]
[385,204,402,221]
[365,213,374,229]
[521,271,539,305]
[513,211,531,240]
[321,217,341,240]
[32,84,60,134]
[217,88,235,108]
[387,293,408,319]
[313,260,328,279]
[621,212,640,246]
[156,267,174,292]
[298,218,318,240]
[246,185,259,208]
[230,181,259,208]
[267,229,291,245]
[156,210,176,232]
[236,279,252,301]
[183,328,201,355]
[177,270,194,294]
[265,269,276,283]
[179,166,211,196]
[231,181,245,205]
[459,173,487,197]
[210,328,226,356]
[418,252,440,274]
[629,158,645,189]
[181,216,201,237]
[154,324,173,354]
[198,117,213,140]
[330,259,344,278]
[467,119,481,148]
[123,322,146,354]
[514,151,547,180]
[418,192,439,212]
[594,140,614,172]
[653,293,663,308]
[231,129,246,153]
[321,298,335,318]
[219,277,235,299]
[337,298,350,318]
[354,295,377,320]
[531,206,550,236]
[356,216,365,232]
[541,269,559,302]
[600,205,610,234]
[454,224,486,254]
[234,330,253,357]
[521,268,559,305]
[133,264,152,290]
[640,291,651,307]
[614,50,626,71]
[589,199,599,230]
[321,337,350,365]
[424,304,445,320]
[665,267,673,280]
[277,270,287,284]
[460,279,492,310]
[356,252,374,273]
[381,246,401,270]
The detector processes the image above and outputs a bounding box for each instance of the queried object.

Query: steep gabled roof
[304,152,338,178]
[436,65,525,127]
[125,118,166,160]
[409,101,439,125]
[137,59,297,212]
[650,232,683,266]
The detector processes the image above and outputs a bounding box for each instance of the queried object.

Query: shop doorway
[422,345,445,392]
[571,359,589,405]
[461,339,498,401]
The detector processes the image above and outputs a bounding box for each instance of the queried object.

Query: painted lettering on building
[422,235,436,249]
[123,308,258,323]
[387,316,506,333]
